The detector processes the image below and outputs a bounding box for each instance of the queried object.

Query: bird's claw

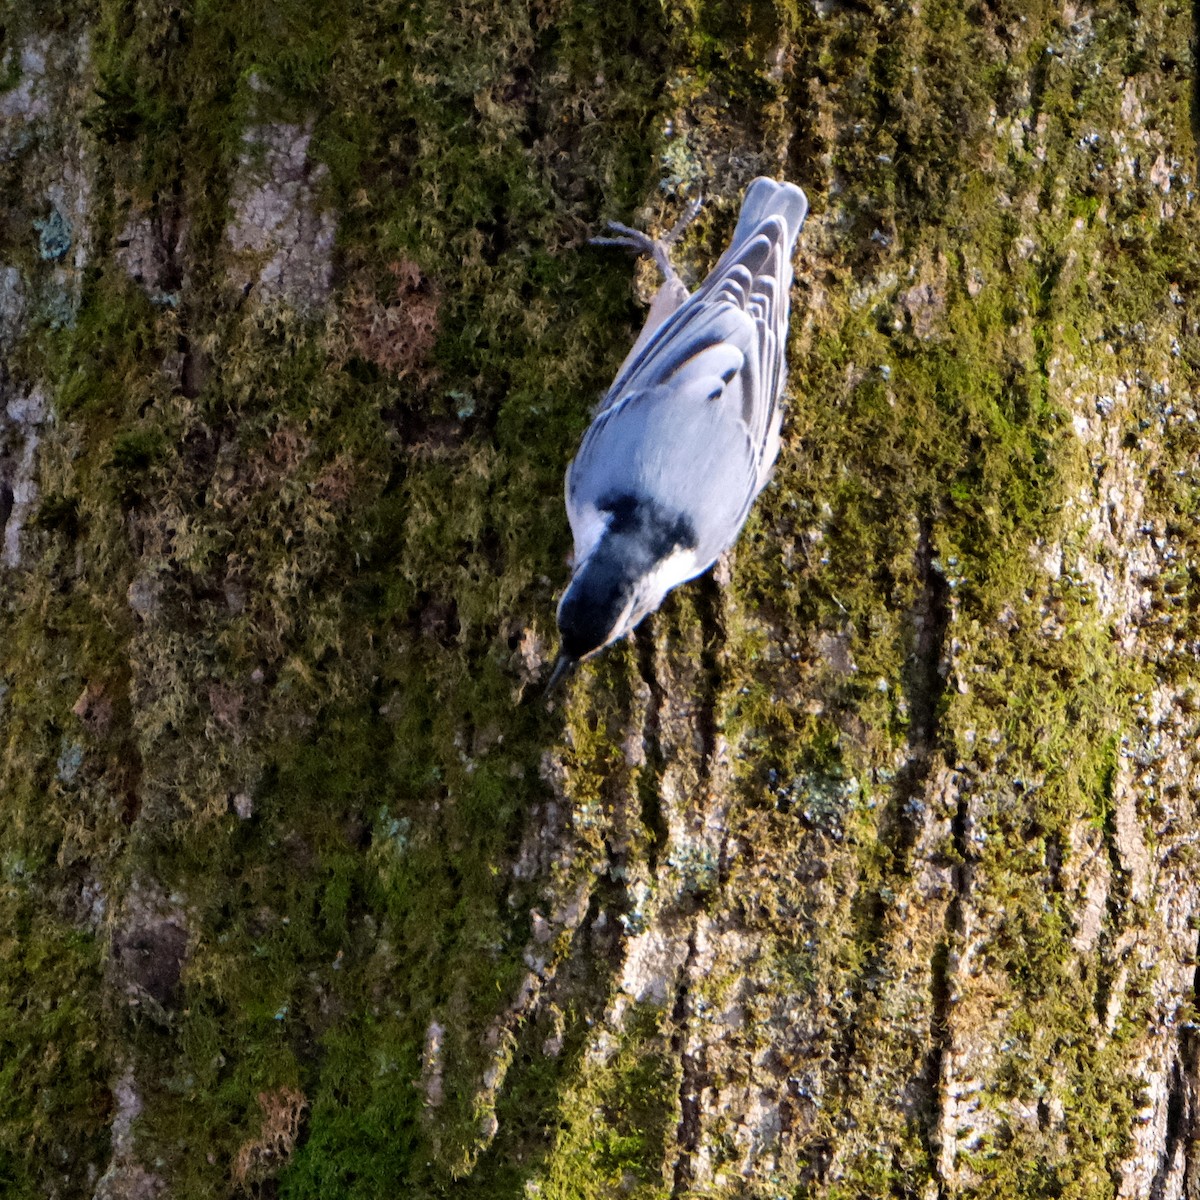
[663,196,703,245]
[588,222,656,253]
[589,199,703,286]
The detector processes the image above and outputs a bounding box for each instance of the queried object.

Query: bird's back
[567,178,808,571]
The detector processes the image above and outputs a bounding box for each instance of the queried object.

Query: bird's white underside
[641,544,702,599]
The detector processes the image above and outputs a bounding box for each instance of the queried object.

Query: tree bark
[1,1,1198,1197]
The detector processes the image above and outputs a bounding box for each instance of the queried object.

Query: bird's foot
[662,196,703,246]
[589,197,702,289]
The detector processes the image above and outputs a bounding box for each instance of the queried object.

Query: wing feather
[568,178,807,569]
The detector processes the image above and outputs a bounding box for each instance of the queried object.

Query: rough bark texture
[1,1,1198,1197]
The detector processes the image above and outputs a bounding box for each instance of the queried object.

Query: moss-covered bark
[1,0,1198,1196]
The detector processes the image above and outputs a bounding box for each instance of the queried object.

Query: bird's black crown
[557,556,630,660]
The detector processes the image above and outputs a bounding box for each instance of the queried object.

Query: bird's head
[553,548,641,674]
[550,536,698,696]
[548,495,701,693]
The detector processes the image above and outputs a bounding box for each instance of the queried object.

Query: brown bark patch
[232,1086,309,1189]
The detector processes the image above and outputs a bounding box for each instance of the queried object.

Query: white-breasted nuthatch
[549,177,809,690]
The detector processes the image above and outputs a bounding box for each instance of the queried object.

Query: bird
[548,176,809,692]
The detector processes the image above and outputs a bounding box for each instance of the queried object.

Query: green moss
[530,1006,677,1200]
[0,0,1194,1193]
[16,0,683,1188]
[0,901,107,1198]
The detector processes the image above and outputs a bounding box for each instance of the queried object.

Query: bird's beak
[545,654,576,697]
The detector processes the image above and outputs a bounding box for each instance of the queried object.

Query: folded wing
[568,178,808,569]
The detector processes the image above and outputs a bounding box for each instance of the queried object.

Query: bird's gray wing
[600,221,794,481]
[569,179,806,565]
[566,302,762,567]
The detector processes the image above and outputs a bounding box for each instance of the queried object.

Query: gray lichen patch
[0,266,24,347]
[109,882,189,1016]
[0,27,94,297]
[225,121,336,311]
[92,1070,164,1200]
[0,26,96,339]
[0,37,52,152]
[115,209,187,306]
[44,168,92,318]
[0,385,48,568]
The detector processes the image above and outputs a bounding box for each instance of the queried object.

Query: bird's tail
[730,177,808,251]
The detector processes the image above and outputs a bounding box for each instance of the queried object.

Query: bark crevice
[635,627,669,868]
[670,921,704,1194]
[926,774,974,1198]
[1152,940,1200,1200]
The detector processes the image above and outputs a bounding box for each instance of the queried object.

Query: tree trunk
[1,1,1198,1196]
